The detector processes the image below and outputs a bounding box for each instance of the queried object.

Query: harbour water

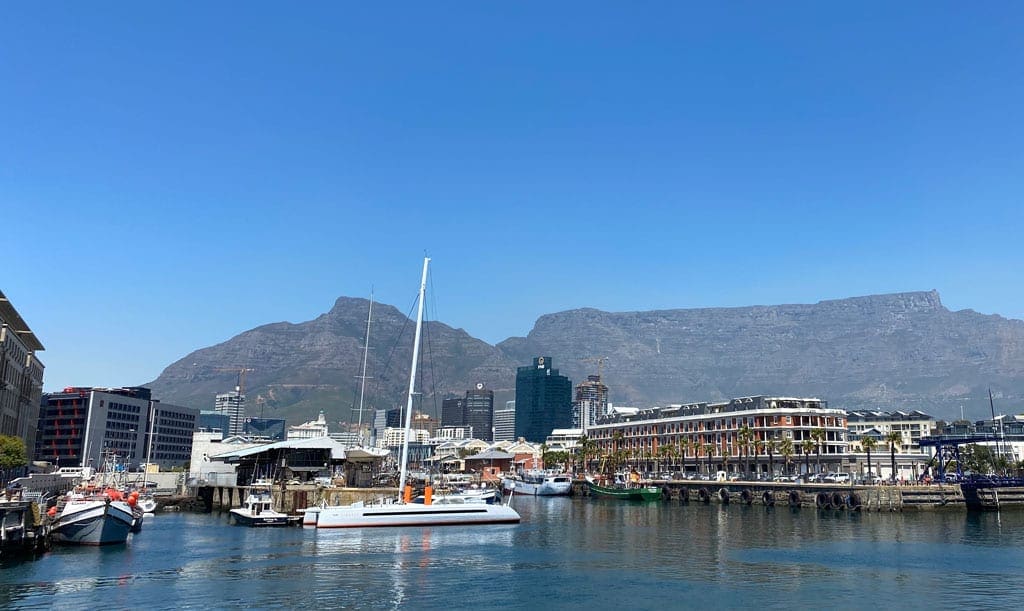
[3,496,1023,609]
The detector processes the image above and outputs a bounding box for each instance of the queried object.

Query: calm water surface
[3,496,1023,609]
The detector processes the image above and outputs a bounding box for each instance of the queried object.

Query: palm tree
[738,425,752,479]
[780,438,793,476]
[861,435,877,482]
[767,439,777,478]
[704,443,715,476]
[801,439,815,477]
[811,428,826,474]
[680,438,692,474]
[753,438,764,479]
[540,443,550,470]
[886,431,902,483]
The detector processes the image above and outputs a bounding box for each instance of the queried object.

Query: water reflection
[3,500,1024,609]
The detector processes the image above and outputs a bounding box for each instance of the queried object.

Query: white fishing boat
[50,489,135,546]
[502,471,572,496]
[316,258,521,529]
[230,482,301,527]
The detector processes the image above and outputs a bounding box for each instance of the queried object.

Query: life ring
[718,488,730,504]
[815,492,831,509]
[831,492,845,510]
[698,487,710,503]
[762,490,774,506]
[847,493,862,511]
[740,489,753,505]
[788,490,801,507]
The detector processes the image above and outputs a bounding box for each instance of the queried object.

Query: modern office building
[214,390,246,437]
[243,417,286,441]
[493,401,515,442]
[0,290,45,456]
[588,396,849,476]
[198,410,231,433]
[573,375,609,432]
[465,383,494,442]
[441,397,466,428]
[514,357,573,443]
[35,386,198,470]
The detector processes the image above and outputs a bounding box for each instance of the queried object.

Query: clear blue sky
[3,3,1022,392]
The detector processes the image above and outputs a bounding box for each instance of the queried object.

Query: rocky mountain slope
[145,291,1024,424]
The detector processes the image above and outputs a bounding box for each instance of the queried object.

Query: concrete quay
[571,479,1024,511]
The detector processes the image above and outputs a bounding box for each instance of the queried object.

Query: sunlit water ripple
[3,496,1022,609]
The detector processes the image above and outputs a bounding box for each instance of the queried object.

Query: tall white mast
[356,290,374,445]
[397,258,429,498]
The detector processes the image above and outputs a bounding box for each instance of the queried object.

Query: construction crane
[578,356,609,382]
[214,367,254,396]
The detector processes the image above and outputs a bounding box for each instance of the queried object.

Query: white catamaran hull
[52,500,134,546]
[315,502,520,529]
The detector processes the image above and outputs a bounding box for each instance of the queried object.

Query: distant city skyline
[3,4,1021,391]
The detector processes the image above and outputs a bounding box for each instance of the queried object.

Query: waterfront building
[36,387,198,471]
[288,410,329,439]
[0,291,45,457]
[545,428,583,454]
[465,383,494,442]
[493,402,515,442]
[573,375,608,431]
[514,357,573,443]
[933,415,1024,464]
[588,396,848,476]
[214,390,246,437]
[846,410,937,454]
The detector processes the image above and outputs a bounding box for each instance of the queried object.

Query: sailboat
[315,258,521,529]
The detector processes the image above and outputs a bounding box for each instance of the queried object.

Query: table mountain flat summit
[146,290,1024,424]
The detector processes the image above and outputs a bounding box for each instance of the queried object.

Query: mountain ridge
[144,290,1024,425]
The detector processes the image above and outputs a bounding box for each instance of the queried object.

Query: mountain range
[145,290,1024,426]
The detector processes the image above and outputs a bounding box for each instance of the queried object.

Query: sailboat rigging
[314,258,521,528]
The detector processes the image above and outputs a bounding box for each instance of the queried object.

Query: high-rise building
[465,383,494,442]
[0,290,45,457]
[493,401,516,442]
[214,390,246,437]
[441,397,466,428]
[514,357,572,443]
[574,375,609,431]
[35,386,198,470]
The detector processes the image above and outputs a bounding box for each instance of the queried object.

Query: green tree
[704,443,715,476]
[885,431,902,483]
[811,428,826,474]
[801,439,815,477]
[753,438,765,479]
[779,438,794,476]
[766,439,777,478]
[861,435,877,482]
[0,435,28,485]
[738,425,753,479]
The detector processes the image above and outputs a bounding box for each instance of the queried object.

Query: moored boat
[502,471,572,496]
[230,484,301,527]
[586,478,661,501]
[316,258,521,530]
[50,489,135,545]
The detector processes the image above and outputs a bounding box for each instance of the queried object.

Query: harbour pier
[571,479,1024,511]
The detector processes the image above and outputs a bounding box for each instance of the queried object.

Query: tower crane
[578,356,609,382]
[214,367,254,396]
